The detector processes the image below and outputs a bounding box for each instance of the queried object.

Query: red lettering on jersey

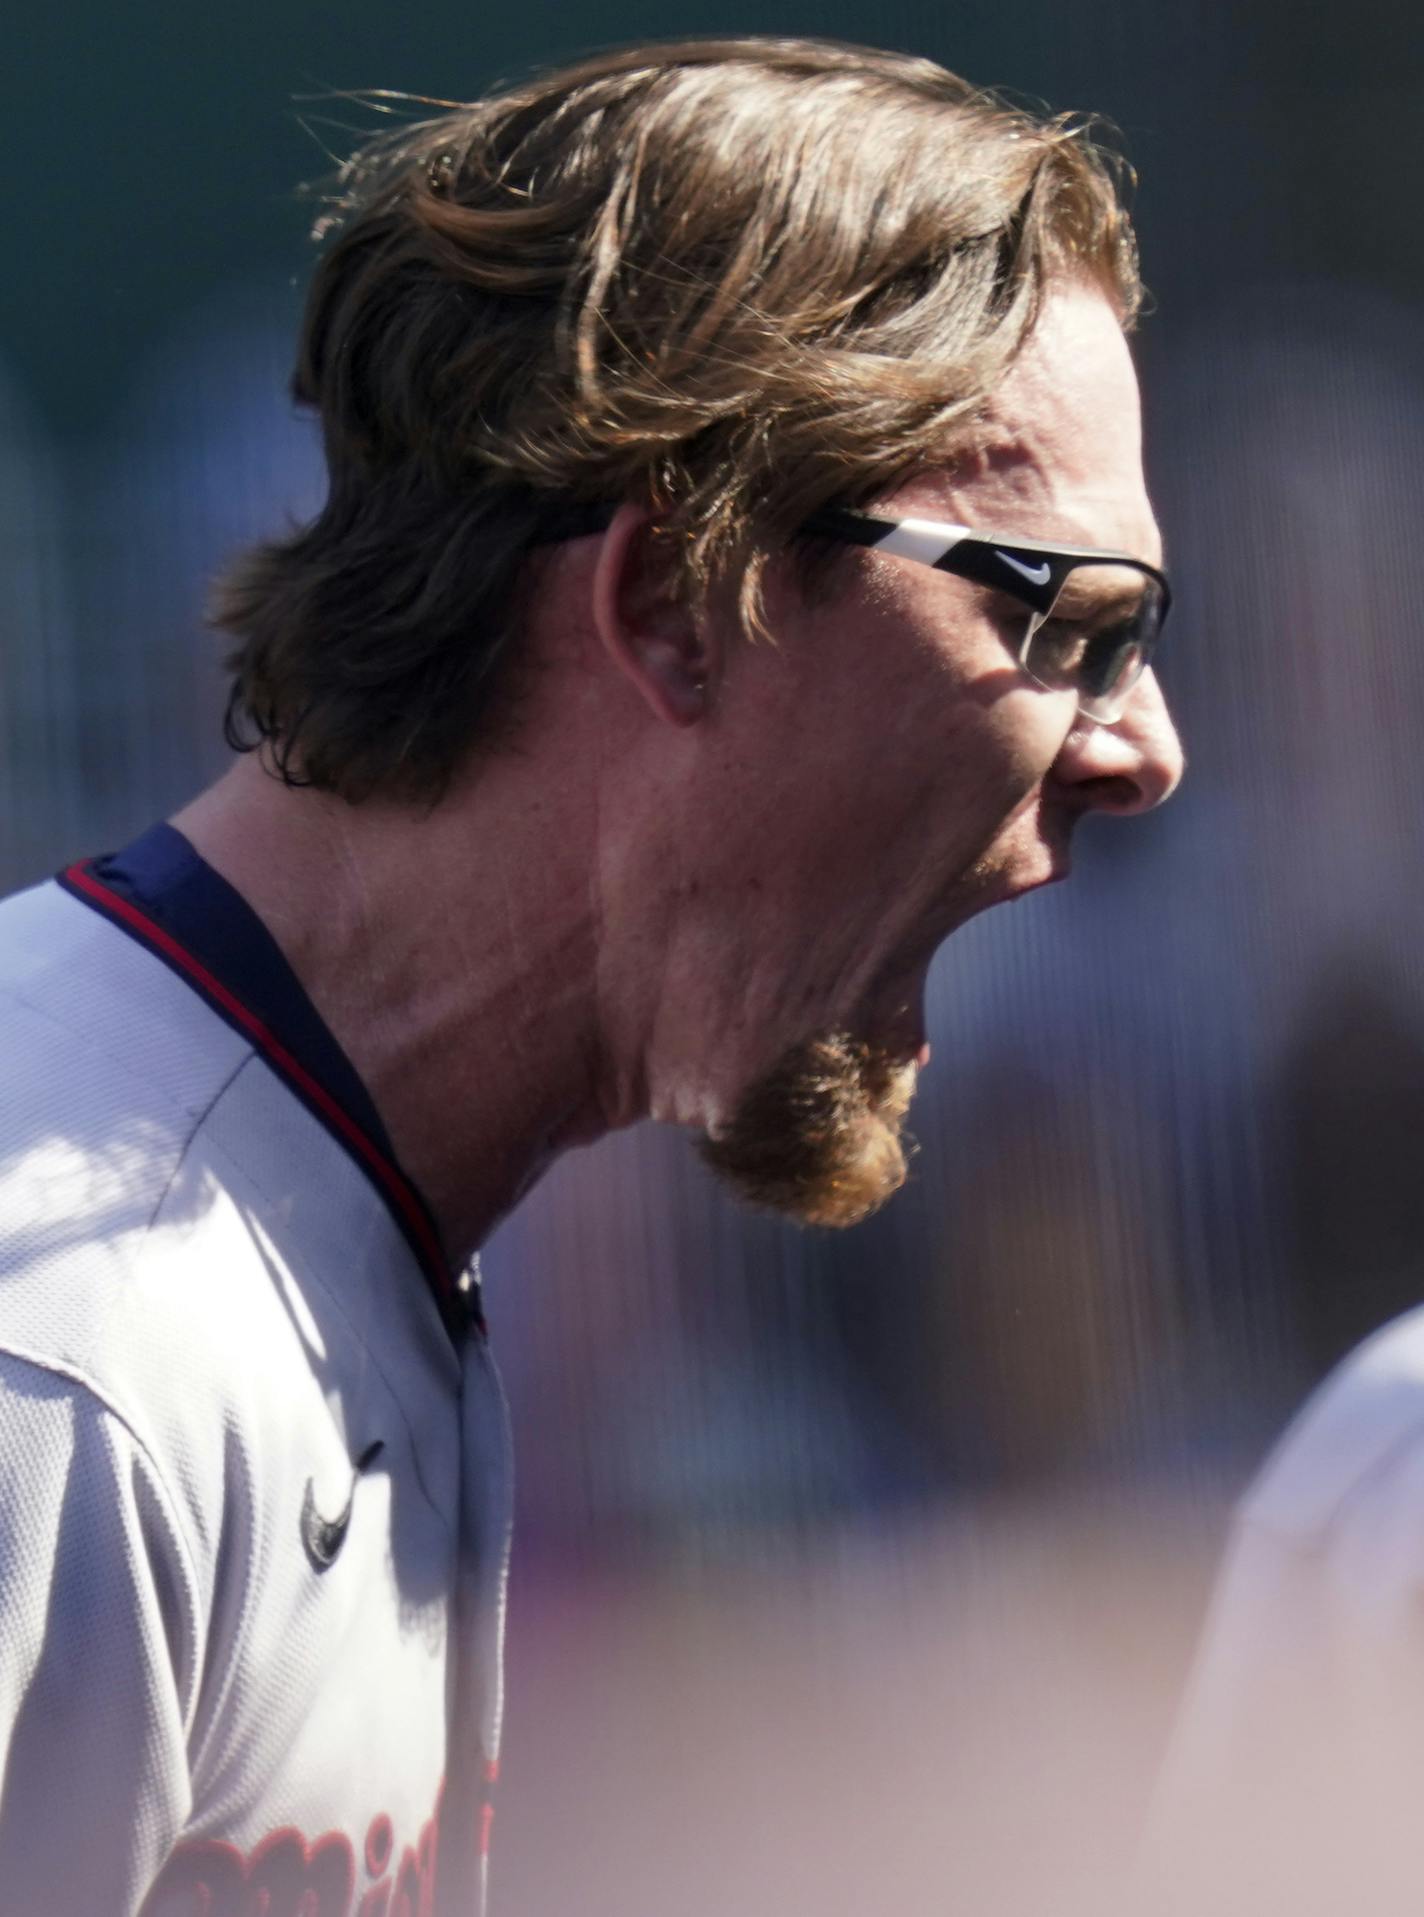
[415,1804,439,1911]
[141,1826,354,1915]
[480,1756,498,1858]
[141,1838,246,1916]
[364,1813,394,1881]
[389,1844,422,1917]
[140,1790,445,1917]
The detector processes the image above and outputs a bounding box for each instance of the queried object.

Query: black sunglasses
[803,506,1171,724]
[538,501,1171,725]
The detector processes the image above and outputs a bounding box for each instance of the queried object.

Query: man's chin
[697,1033,918,1228]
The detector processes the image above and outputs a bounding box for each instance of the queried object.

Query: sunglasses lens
[1021,566,1166,721]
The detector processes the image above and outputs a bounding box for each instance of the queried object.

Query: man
[0,36,1182,1915]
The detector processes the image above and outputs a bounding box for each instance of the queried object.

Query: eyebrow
[1044,575,1150,621]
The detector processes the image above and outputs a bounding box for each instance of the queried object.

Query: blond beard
[698,1033,918,1227]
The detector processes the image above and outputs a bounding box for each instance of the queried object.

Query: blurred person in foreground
[1147,1302,1424,1911]
[0,37,1181,1916]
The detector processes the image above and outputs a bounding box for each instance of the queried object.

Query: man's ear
[590,503,714,727]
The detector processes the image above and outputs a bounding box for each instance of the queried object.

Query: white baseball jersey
[1144,1307,1424,1916]
[0,823,513,1917]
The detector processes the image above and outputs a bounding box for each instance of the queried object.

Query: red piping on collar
[62,859,460,1321]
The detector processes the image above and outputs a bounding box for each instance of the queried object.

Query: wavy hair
[214,36,1141,802]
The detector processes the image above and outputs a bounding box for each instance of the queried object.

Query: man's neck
[173,753,623,1266]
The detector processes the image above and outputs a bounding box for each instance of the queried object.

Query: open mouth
[836,810,1076,1073]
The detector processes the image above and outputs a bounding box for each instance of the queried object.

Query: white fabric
[1144,1307,1424,1916]
[0,879,511,1916]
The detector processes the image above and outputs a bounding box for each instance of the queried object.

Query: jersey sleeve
[0,1350,198,1916]
[1142,1439,1424,1917]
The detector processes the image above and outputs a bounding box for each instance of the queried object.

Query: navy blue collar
[59,823,476,1341]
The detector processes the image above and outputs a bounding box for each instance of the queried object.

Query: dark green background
[9,0,1424,436]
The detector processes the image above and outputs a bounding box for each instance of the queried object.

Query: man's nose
[1052,669,1185,815]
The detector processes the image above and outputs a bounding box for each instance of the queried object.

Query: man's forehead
[904,282,1161,565]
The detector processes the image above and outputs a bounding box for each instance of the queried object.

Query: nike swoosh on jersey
[301,1439,385,1570]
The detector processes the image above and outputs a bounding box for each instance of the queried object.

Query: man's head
[215,38,1181,1227]
[216,37,1141,798]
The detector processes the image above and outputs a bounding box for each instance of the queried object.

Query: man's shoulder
[1242,1306,1424,1548]
[0,876,307,1423]
[0,869,458,1519]
[0,874,255,1157]
[0,873,256,1296]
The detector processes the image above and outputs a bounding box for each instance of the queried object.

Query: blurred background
[7,3,1424,1910]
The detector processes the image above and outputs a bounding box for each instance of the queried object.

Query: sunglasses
[802,506,1171,725]
[539,501,1171,726]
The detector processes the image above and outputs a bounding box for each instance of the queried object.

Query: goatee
[699,1033,918,1227]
